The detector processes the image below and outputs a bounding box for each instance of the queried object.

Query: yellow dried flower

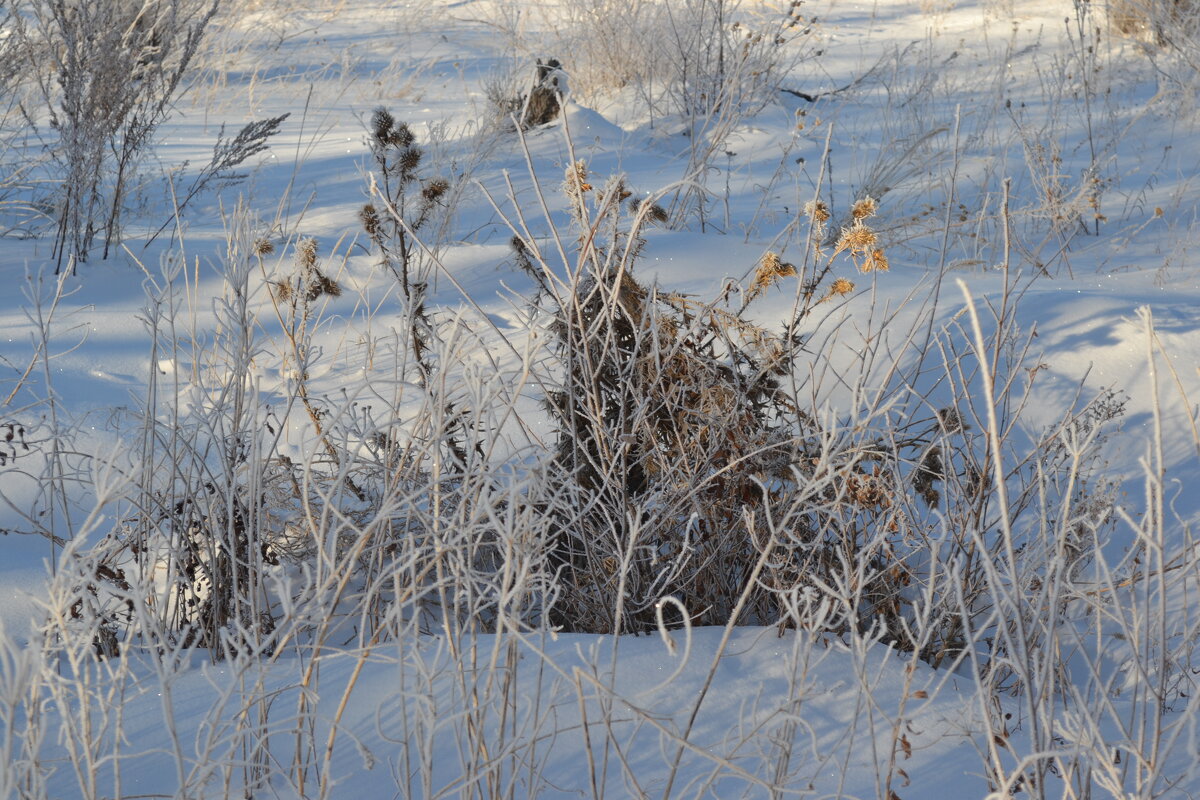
[829,277,855,295]
[803,200,831,223]
[765,251,797,277]
[861,248,889,273]
[851,196,878,221]
[749,251,797,299]
[566,160,592,193]
[834,225,877,256]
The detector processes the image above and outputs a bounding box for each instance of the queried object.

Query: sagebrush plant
[0,2,36,235]
[1107,0,1199,43]
[515,162,802,631]
[524,0,811,117]
[941,298,1199,800]
[147,112,290,249]
[6,0,220,268]
[505,159,937,636]
[105,230,280,660]
[660,0,814,227]
[494,0,814,227]
[33,111,489,669]
[1106,0,1200,113]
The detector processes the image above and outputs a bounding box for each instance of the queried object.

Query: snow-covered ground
[2,0,1200,796]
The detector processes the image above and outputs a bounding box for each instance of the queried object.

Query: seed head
[295,238,318,272]
[749,252,797,299]
[632,197,668,224]
[392,122,415,149]
[861,248,889,273]
[851,196,877,221]
[359,204,381,237]
[306,270,342,301]
[399,146,422,175]
[421,178,449,203]
[371,108,395,144]
[834,225,877,256]
[803,199,830,223]
[829,277,855,296]
[566,160,592,194]
[936,407,964,434]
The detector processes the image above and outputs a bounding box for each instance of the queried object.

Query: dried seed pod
[421,178,449,203]
[399,146,422,175]
[829,277,855,296]
[851,195,878,220]
[834,225,877,256]
[749,252,797,299]
[371,107,395,144]
[861,248,889,273]
[359,204,381,238]
[803,199,831,223]
[295,237,318,272]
